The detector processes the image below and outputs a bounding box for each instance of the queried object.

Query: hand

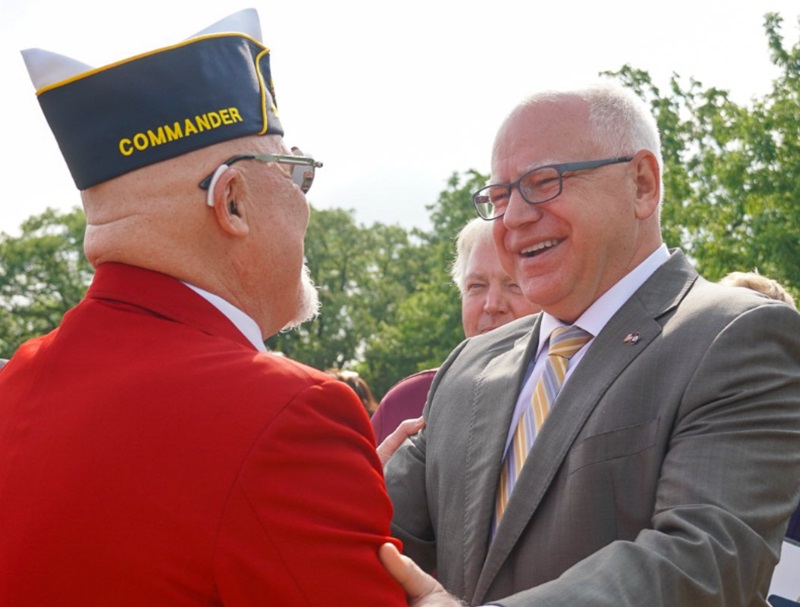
[379,543,465,607]
[377,416,425,466]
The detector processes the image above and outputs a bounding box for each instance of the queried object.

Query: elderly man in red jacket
[0,9,407,606]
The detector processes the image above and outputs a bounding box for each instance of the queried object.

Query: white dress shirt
[183,282,267,352]
[501,244,670,457]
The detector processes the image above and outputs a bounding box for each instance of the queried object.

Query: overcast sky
[1,0,798,237]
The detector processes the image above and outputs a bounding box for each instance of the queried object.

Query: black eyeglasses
[472,156,633,220]
[198,147,323,194]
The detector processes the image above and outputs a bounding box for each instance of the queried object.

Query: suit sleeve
[213,379,406,606]
[385,344,470,573]
[499,302,800,607]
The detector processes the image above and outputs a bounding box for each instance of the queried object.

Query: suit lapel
[459,319,540,597]
[472,251,697,602]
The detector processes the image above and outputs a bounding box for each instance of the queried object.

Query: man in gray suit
[382,82,800,606]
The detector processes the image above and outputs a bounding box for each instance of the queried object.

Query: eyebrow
[465,272,489,281]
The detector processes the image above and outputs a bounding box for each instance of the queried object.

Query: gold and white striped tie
[495,325,592,525]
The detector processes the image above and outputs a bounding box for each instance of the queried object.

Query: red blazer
[0,263,405,607]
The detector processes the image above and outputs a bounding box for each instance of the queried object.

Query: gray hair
[515,81,663,201]
[450,218,495,296]
[719,270,796,309]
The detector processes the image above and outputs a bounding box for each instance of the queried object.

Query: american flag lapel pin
[623,332,641,345]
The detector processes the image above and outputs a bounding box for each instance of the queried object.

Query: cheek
[284,191,310,235]
[492,221,507,252]
[461,298,483,327]
[297,194,311,229]
[492,233,516,274]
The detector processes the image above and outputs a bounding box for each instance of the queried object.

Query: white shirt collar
[182,282,266,351]
[538,244,670,354]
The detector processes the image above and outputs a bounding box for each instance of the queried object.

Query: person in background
[383,81,800,607]
[0,10,405,606]
[371,218,540,443]
[719,270,796,308]
[325,368,379,417]
[455,217,542,338]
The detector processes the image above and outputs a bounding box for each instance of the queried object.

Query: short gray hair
[515,81,663,201]
[450,218,495,296]
[719,270,796,309]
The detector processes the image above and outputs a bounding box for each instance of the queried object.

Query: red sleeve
[213,379,406,606]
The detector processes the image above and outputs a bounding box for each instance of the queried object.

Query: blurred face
[491,98,649,322]
[461,236,540,337]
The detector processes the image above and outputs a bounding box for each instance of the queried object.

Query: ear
[208,166,249,237]
[631,150,661,220]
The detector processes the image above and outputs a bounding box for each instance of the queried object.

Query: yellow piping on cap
[35,32,268,96]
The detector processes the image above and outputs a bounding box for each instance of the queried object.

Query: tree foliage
[266,207,417,372]
[0,207,93,356]
[1,13,798,396]
[604,12,800,294]
[357,170,484,397]
[268,170,484,398]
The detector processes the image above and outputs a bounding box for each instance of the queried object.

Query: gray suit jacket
[385,251,800,607]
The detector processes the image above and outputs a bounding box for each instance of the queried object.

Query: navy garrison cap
[21,8,284,190]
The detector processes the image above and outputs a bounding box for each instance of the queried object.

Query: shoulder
[644,273,800,371]
[683,275,798,325]
[427,314,537,396]
[235,351,362,406]
[637,251,797,328]
[476,312,538,342]
[193,349,370,438]
[455,312,537,361]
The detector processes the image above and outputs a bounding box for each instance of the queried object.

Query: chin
[281,265,321,331]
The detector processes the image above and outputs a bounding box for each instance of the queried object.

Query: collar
[183,283,266,352]
[538,244,670,354]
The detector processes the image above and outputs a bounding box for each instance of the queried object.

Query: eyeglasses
[472,156,633,220]
[198,147,323,194]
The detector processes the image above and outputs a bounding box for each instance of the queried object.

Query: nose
[483,285,510,314]
[502,187,543,229]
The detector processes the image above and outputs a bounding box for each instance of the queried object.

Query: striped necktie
[495,325,592,525]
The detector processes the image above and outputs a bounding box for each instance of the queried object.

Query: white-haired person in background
[371,217,540,444]
[719,269,796,308]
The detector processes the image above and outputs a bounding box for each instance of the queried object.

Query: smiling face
[490,95,662,322]
[460,235,540,337]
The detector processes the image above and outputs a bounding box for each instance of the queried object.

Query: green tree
[266,171,486,400]
[0,207,93,357]
[605,12,800,300]
[359,170,487,398]
[4,12,798,380]
[266,207,419,375]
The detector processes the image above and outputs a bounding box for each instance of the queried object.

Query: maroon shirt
[371,369,437,444]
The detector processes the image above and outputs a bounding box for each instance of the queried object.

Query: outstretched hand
[376,416,425,466]
[379,543,465,607]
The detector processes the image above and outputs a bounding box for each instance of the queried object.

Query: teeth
[521,240,559,256]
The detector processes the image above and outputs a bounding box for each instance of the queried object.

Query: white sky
[1,0,798,236]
